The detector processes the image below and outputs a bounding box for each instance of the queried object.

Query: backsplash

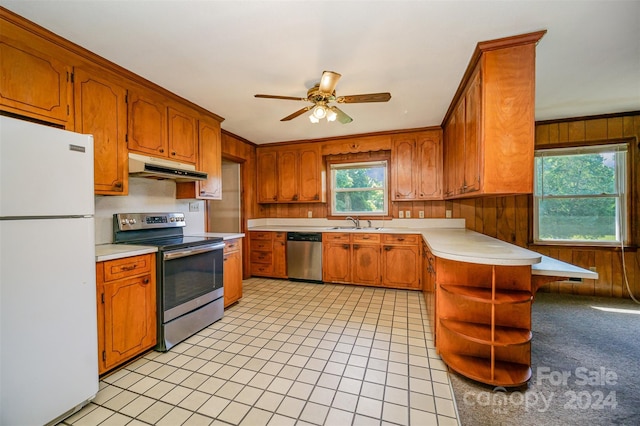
[94,177,206,244]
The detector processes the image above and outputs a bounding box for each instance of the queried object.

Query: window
[330,161,388,216]
[534,143,628,244]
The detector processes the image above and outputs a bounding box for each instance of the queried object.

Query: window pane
[335,190,384,213]
[335,166,385,189]
[538,197,617,241]
[535,153,617,196]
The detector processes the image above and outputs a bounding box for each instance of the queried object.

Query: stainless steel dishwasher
[287,232,323,283]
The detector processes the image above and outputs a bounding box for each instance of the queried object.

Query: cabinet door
[463,69,481,194]
[323,242,351,283]
[416,134,442,199]
[277,149,299,201]
[452,100,466,195]
[298,146,321,202]
[167,105,197,164]
[257,150,278,202]
[381,244,421,289]
[0,36,71,125]
[272,236,287,278]
[391,136,416,200]
[73,68,128,195]
[223,251,242,307]
[179,118,222,200]
[103,274,156,371]
[352,244,380,286]
[128,90,168,157]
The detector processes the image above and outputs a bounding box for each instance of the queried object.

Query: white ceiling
[3,1,639,144]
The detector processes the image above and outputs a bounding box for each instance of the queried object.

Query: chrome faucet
[345,216,360,228]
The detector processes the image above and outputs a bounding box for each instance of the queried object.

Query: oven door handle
[163,243,225,260]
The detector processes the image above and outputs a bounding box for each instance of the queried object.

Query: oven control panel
[115,212,186,231]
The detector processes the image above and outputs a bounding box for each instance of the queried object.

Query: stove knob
[121,218,128,225]
[131,219,137,225]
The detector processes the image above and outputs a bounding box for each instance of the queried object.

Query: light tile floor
[61,278,460,426]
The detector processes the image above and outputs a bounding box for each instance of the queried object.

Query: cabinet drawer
[323,233,351,242]
[274,232,287,241]
[224,239,241,254]
[250,231,273,241]
[352,233,380,243]
[102,254,152,282]
[251,240,272,251]
[251,263,274,276]
[250,251,272,264]
[382,234,421,245]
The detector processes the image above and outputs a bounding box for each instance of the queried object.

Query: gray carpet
[449,292,640,425]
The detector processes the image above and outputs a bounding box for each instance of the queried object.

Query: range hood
[128,153,208,182]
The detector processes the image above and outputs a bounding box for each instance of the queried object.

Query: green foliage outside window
[332,163,387,215]
[535,147,625,242]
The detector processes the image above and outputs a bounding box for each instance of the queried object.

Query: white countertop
[247,223,598,279]
[95,244,157,262]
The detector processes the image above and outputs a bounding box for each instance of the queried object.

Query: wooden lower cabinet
[223,238,243,307]
[434,256,533,387]
[381,234,421,289]
[323,233,418,289]
[249,231,287,278]
[96,253,156,375]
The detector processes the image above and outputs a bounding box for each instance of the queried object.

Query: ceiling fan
[254,71,391,124]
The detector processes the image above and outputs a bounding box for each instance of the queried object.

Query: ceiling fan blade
[337,92,392,103]
[281,106,311,121]
[255,94,307,101]
[331,106,353,124]
[318,71,341,94]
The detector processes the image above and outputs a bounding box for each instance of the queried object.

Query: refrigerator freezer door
[0,116,94,217]
[0,217,98,425]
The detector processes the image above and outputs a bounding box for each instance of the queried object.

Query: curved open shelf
[441,352,532,387]
[440,284,532,304]
[440,318,532,346]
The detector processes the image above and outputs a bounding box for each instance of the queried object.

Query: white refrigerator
[0,116,98,425]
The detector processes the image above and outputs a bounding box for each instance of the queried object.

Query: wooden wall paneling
[431,200,446,218]
[496,196,517,243]
[594,250,613,297]
[568,121,586,142]
[585,118,608,140]
[607,117,624,138]
[611,250,625,298]
[459,199,476,230]
[481,197,498,238]
[535,124,550,146]
[572,250,595,296]
[515,195,529,248]
[473,199,485,233]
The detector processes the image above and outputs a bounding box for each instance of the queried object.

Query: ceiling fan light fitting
[309,114,320,123]
[326,107,337,122]
[312,105,327,119]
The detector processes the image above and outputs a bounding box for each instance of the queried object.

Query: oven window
[163,248,223,311]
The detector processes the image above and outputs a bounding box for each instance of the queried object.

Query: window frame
[328,159,390,218]
[533,142,630,246]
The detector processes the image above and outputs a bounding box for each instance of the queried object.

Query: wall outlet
[189,202,200,212]
[445,209,452,218]
[398,211,404,218]
[405,210,411,218]
[307,211,313,218]
[419,210,425,219]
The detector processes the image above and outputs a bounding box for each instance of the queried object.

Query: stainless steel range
[113,212,224,351]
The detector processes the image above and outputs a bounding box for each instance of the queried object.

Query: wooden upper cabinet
[257,149,278,203]
[442,31,544,199]
[176,117,222,200]
[257,143,323,203]
[277,149,299,202]
[391,130,442,201]
[167,105,197,164]
[73,67,128,195]
[0,35,71,126]
[128,90,168,157]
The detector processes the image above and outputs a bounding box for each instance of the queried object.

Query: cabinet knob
[159,148,164,153]
[384,246,392,251]
[343,244,350,249]
[171,152,176,156]
[143,278,149,284]
[292,194,298,201]
[114,181,123,188]
[272,196,277,201]
[353,244,360,249]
